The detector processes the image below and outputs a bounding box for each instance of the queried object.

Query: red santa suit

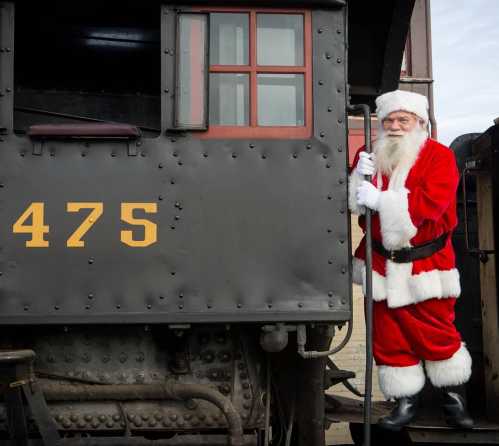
[349,94,472,400]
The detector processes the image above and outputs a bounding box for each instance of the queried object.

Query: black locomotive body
[0,1,415,444]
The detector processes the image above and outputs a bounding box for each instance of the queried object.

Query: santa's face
[381,111,421,137]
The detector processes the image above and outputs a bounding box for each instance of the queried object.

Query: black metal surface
[0,6,350,325]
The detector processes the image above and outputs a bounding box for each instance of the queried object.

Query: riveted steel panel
[0,7,350,325]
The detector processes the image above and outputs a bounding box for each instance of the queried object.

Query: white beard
[374,127,428,176]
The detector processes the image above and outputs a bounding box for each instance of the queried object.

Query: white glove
[356,181,380,210]
[357,151,376,176]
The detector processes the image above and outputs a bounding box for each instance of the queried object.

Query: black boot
[378,393,419,432]
[441,385,474,429]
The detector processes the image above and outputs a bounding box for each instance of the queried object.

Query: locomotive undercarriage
[0,326,267,444]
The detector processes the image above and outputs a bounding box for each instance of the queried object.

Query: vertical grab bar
[347,104,373,446]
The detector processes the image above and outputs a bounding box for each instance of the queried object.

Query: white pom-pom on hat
[375,90,429,123]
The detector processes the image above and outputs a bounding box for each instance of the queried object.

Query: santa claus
[350,89,473,430]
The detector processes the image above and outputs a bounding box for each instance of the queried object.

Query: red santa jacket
[349,138,461,308]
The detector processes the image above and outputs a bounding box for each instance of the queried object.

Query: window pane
[210,74,249,126]
[210,13,249,65]
[257,74,304,126]
[176,14,207,128]
[257,14,304,66]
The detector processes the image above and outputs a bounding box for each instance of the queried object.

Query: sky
[430,0,499,145]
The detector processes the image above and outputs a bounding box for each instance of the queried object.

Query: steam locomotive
[0,0,468,445]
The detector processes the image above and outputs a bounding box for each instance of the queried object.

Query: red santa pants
[373,298,462,366]
[372,298,471,399]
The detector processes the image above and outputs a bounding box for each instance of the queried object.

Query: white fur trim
[352,258,387,302]
[375,90,429,123]
[378,362,426,399]
[354,259,461,307]
[425,343,472,388]
[378,188,417,250]
[409,268,461,302]
[348,169,365,215]
[385,260,414,308]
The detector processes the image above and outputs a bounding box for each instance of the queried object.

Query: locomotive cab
[0,1,415,445]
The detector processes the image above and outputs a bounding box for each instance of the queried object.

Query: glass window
[209,73,249,126]
[176,14,208,129]
[210,13,249,66]
[257,74,304,126]
[257,14,304,66]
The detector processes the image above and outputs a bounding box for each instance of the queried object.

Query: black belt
[372,232,449,263]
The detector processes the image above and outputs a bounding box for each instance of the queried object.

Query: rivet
[174,215,180,220]
[88,257,94,264]
[328,259,333,265]
[154,412,163,421]
[162,419,172,427]
[340,239,345,244]
[320,131,325,137]
[325,53,331,59]
[158,195,163,201]
[292,153,297,159]
[327,195,332,200]
[329,302,334,308]
[147,304,152,310]
[171,271,176,276]
[88,293,94,299]
[54,305,60,310]
[306,144,312,150]
[267,303,272,309]
[55,414,64,422]
[322,154,328,159]
[178,161,183,166]
[207,304,212,309]
[337,58,342,63]
[23,305,29,311]
[134,419,143,427]
[178,304,183,310]
[338,119,343,124]
[149,419,157,427]
[173,151,178,157]
[340,208,345,214]
[249,143,255,149]
[203,153,208,158]
[337,29,342,34]
[127,414,136,422]
[237,303,242,308]
[140,152,146,157]
[261,154,266,159]
[337,88,342,93]
[81,152,86,157]
[5,48,11,52]
[318,80,324,85]
[164,49,169,54]
[341,298,347,304]
[232,153,237,158]
[111,152,116,157]
[20,151,25,157]
[317,28,323,34]
[327,229,332,233]
[341,267,347,274]
[141,414,150,421]
[99,415,107,423]
[328,107,333,112]
[339,178,345,184]
[298,302,303,308]
[106,420,114,428]
[164,88,169,93]
[116,305,121,310]
[171,138,176,143]
[169,413,178,421]
[158,163,164,168]
[62,419,72,428]
[77,420,86,428]
[328,291,333,297]
[170,179,175,184]
[326,163,331,168]
[338,146,343,152]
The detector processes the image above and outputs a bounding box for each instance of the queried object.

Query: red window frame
[193,7,313,139]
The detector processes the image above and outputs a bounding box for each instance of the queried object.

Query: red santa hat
[375,90,429,123]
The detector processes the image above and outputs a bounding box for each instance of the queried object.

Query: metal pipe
[40,380,244,446]
[296,320,352,359]
[347,103,373,446]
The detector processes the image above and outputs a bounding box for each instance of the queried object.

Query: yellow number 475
[13,202,158,248]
